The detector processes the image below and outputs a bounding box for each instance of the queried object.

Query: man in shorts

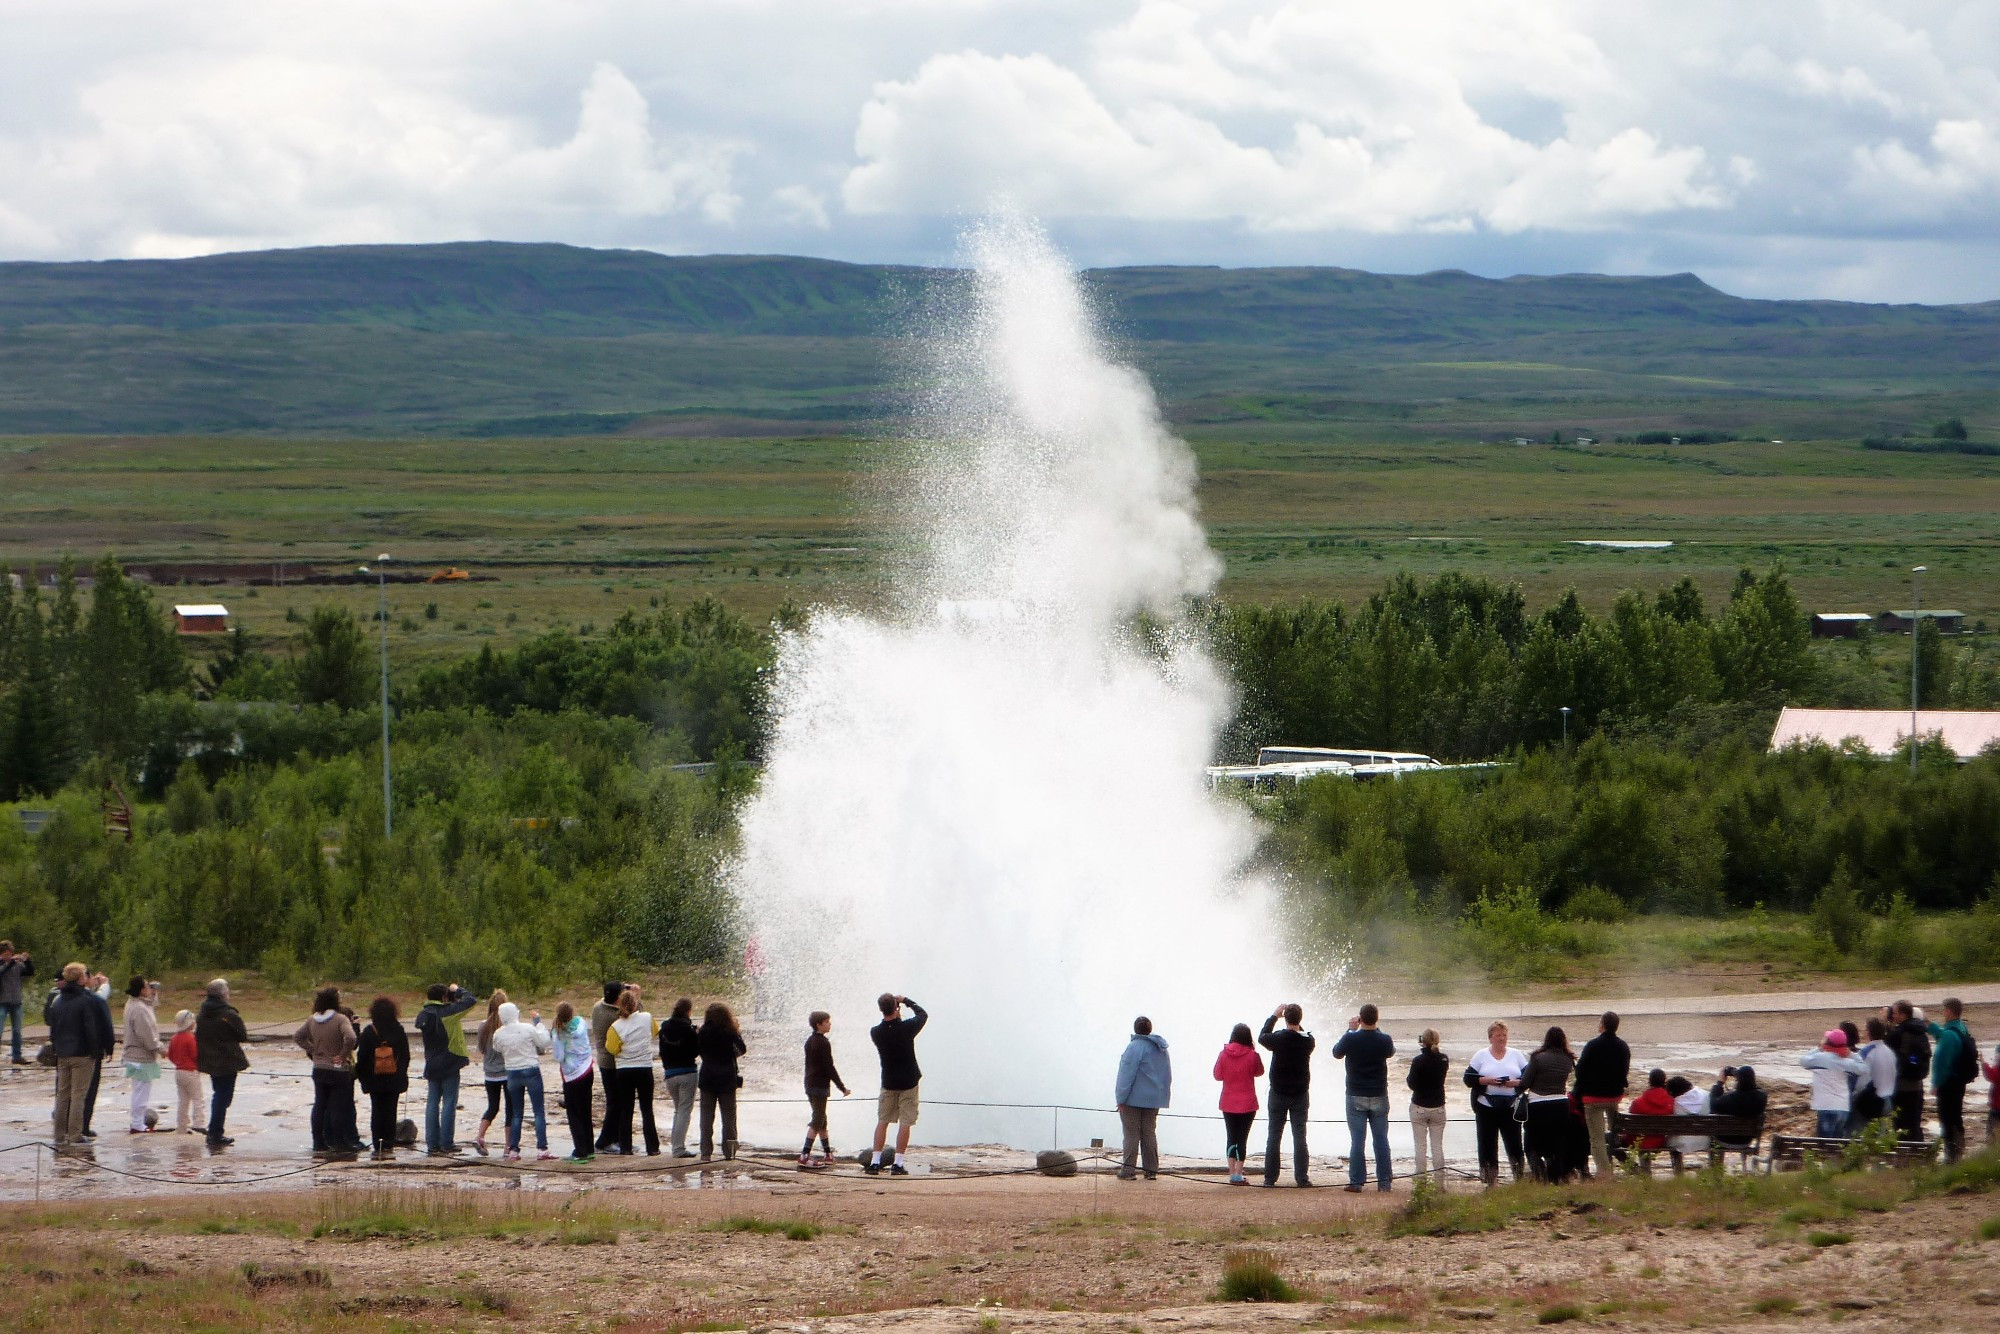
[867,993,926,1176]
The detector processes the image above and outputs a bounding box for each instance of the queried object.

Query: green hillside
[0,242,1995,435]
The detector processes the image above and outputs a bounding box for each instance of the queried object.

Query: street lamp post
[1560,705,1572,746]
[1911,566,1926,774]
[359,554,393,836]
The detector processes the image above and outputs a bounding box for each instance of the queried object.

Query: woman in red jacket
[1213,1022,1265,1185]
[1626,1068,1676,1163]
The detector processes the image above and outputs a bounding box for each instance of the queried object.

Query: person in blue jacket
[1115,1016,1172,1181]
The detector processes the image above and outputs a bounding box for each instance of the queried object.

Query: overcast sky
[4,1,1998,302]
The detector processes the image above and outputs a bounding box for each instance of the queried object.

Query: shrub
[1537,1304,1584,1324]
[1217,1250,1298,1302]
[1809,864,1867,956]
[1561,884,1627,923]
[1752,1296,1799,1314]
[1458,885,1597,981]
[1806,1230,1852,1247]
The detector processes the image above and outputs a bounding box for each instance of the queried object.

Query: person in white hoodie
[491,1002,555,1161]
[1801,1029,1868,1139]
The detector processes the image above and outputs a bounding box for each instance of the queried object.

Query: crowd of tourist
[26,954,933,1175]
[1110,997,1995,1189]
[17,938,1997,1186]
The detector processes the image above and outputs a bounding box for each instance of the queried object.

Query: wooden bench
[1765,1134,1940,1172]
[1610,1112,1764,1172]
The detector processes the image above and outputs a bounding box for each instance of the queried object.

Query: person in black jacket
[1709,1066,1767,1149]
[799,1010,851,1167]
[868,993,927,1175]
[1259,1002,1316,1187]
[697,1002,747,1161]
[357,995,412,1160]
[47,963,115,1148]
[1884,1001,1931,1141]
[1406,1027,1449,1178]
[195,979,249,1148]
[1574,1011,1632,1178]
[659,997,700,1158]
[1333,1004,1396,1193]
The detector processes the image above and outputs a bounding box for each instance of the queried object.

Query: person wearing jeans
[1332,1003,1396,1192]
[0,941,33,1064]
[491,1002,555,1161]
[1259,1003,1316,1186]
[658,997,700,1158]
[1114,1016,1171,1181]
[415,982,476,1156]
[1802,1029,1867,1139]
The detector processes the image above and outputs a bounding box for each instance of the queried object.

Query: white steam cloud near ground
[3,1,2000,298]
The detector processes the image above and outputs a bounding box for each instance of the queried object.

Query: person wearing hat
[1801,1029,1868,1139]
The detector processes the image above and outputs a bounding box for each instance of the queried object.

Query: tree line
[4,554,1997,984]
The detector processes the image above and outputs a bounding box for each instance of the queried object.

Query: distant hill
[0,242,1994,435]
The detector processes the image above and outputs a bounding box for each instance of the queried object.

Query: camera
[1721,1066,1738,1079]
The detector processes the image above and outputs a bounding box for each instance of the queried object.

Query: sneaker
[672,1148,697,1159]
[10,1057,30,1065]
[566,1153,595,1164]
[206,1136,234,1148]
[798,1154,813,1169]
[503,1150,520,1162]
[863,1160,882,1175]
[537,1151,557,1161]
[1229,1174,1247,1185]
[1342,1183,1364,1193]
[889,1163,910,1176]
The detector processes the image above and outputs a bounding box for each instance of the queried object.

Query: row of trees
[1207,568,1816,760]
[0,710,741,988]
[1267,733,2000,920]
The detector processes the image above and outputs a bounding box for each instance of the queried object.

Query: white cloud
[0,51,739,255]
[843,8,1730,234]
[1,1,2000,298]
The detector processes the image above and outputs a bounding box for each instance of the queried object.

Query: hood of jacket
[499,1002,520,1027]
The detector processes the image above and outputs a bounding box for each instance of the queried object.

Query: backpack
[373,1040,397,1077]
[1950,1027,1978,1086]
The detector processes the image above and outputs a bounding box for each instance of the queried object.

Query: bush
[1217,1250,1298,1303]
[1561,884,1627,923]
[1809,864,1867,956]
[1458,885,1597,981]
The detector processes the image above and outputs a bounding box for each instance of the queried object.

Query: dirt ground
[7,1157,2000,1332]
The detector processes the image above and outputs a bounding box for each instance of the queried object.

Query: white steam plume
[731,218,1320,1151]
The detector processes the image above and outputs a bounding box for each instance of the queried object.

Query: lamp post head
[356,565,369,575]
[1913,565,1926,574]
[377,553,391,563]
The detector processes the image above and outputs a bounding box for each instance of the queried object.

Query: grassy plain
[4,431,1997,666]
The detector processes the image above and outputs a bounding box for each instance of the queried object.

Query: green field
[3,431,1996,663]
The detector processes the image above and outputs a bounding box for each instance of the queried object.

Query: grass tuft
[1806,1230,1852,1247]
[1216,1249,1298,1303]
[699,1216,821,1241]
[1752,1295,1799,1314]
[1537,1304,1584,1324]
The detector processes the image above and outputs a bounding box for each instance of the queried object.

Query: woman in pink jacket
[1213,1022,1265,1185]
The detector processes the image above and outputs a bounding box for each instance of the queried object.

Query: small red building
[173,603,230,634]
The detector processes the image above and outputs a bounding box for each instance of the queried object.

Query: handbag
[36,1042,56,1068]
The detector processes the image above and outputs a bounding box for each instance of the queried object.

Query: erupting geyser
[732,219,1321,1150]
